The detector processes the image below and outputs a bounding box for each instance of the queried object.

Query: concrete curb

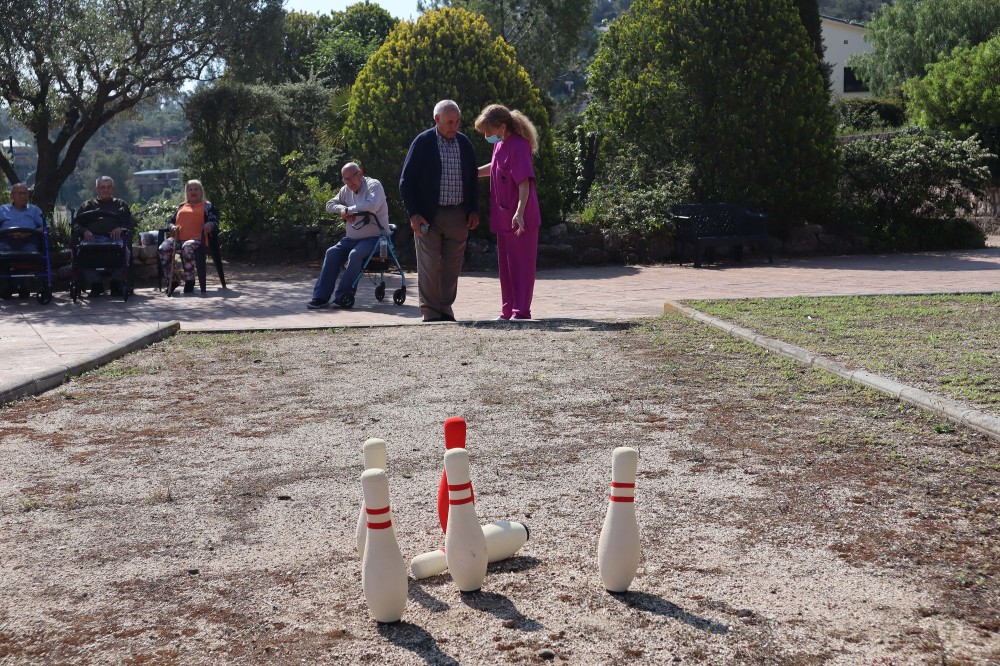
[0,321,181,407]
[664,300,1000,442]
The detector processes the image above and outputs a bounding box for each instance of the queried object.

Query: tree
[588,0,838,233]
[849,0,1000,98]
[906,36,1000,173]
[309,4,400,88]
[0,0,279,215]
[420,0,594,94]
[344,8,561,227]
[795,0,832,93]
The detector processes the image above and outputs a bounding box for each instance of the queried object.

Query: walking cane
[166,226,179,297]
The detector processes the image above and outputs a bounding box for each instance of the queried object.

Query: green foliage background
[906,36,1000,175]
[849,0,1000,98]
[344,8,560,232]
[587,0,838,235]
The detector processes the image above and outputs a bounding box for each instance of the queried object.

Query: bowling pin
[410,520,530,580]
[356,438,388,559]
[597,447,640,594]
[443,448,487,592]
[360,468,407,623]
[437,416,470,532]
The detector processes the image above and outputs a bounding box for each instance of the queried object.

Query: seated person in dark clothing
[0,182,45,299]
[73,176,134,297]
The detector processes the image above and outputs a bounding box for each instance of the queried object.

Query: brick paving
[2,247,999,391]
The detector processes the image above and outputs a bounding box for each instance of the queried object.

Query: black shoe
[89,284,105,298]
[109,280,123,297]
[307,299,328,310]
[183,280,195,294]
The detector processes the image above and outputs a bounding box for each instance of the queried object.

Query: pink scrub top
[489,133,541,235]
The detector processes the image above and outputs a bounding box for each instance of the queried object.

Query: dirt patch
[0,317,997,664]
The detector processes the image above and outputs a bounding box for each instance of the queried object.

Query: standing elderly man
[399,99,479,322]
[73,176,134,297]
[0,183,45,299]
[308,162,390,309]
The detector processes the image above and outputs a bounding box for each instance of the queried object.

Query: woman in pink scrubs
[474,104,541,320]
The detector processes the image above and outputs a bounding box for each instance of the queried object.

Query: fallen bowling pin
[360,468,407,623]
[410,520,530,580]
[597,446,640,594]
[356,438,389,559]
[443,448,488,592]
[437,416,470,532]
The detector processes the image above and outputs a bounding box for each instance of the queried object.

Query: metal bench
[669,203,772,268]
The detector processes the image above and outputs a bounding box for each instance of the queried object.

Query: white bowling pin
[597,447,640,593]
[443,448,488,592]
[360,468,407,623]
[410,520,530,580]
[356,438,388,559]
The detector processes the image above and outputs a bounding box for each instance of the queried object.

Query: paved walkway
[2,248,1000,392]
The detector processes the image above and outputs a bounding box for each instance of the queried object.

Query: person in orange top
[157,180,220,294]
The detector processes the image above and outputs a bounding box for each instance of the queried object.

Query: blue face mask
[485,134,502,144]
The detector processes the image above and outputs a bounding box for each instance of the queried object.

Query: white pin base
[410,520,530,580]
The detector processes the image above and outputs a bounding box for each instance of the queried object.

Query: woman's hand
[512,210,525,236]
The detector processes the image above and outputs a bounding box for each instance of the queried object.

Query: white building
[821,15,872,98]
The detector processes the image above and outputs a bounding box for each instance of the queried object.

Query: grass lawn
[687,293,1000,413]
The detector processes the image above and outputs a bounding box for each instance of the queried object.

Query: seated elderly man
[0,183,45,299]
[307,162,390,309]
[73,176,134,297]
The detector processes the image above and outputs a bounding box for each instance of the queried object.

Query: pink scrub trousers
[489,133,541,320]
[496,226,538,320]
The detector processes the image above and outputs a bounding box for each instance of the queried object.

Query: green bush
[580,149,691,235]
[837,130,992,250]
[587,0,838,236]
[343,8,561,233]
[835,98,908,133]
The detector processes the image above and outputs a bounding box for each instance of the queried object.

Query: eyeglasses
[342,171,360,182]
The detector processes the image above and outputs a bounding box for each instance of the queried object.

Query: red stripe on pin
[609,495,635,502]
[367,520,393,529]
[448,482,472,491]
[450,496,475,506]
[366,505,390,515]
[610,482,635,488]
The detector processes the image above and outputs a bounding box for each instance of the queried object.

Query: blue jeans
[312,236,377,303]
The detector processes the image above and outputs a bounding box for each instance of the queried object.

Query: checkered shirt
[436,129,463,206]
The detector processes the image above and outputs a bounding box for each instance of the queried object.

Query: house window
[843,67,868,93]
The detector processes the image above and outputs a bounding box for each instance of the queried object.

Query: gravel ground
[0,317,998,665]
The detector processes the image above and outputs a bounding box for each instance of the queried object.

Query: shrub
[343,8,561,233]
[835,98,908,133]
[837,130,993,250]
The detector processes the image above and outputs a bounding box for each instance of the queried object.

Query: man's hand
[109,227,123,241]
[467,212,480,230]
[410,214,428,238]
[82,230,95,242]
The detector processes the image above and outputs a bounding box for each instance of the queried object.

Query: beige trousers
[415,205,468,320]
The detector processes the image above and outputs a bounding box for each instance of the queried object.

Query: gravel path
[1,319,997,664]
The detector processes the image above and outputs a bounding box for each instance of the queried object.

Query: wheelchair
[0,222,53,304]
[69,208,134,302]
